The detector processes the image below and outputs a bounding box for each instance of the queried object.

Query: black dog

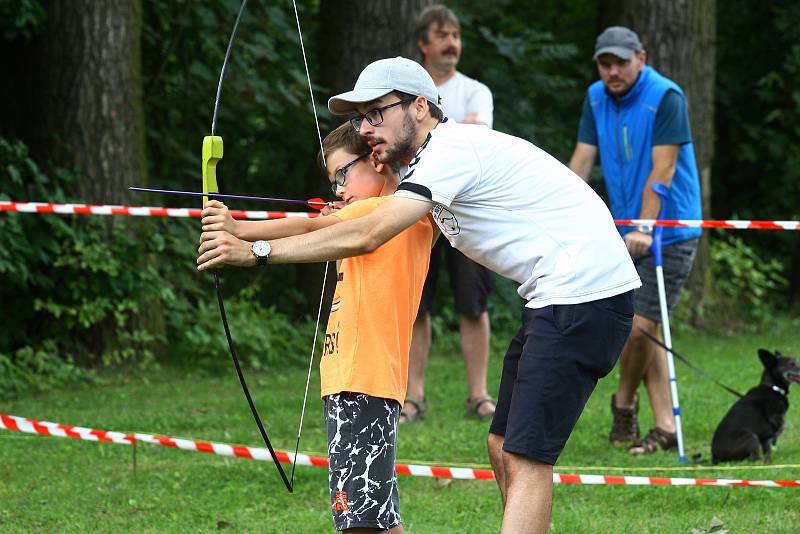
[711,349,800,463]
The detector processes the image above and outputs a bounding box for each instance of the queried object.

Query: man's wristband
[635,224,653,235]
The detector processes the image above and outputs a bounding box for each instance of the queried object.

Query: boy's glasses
[331,152,372,193]
[349,98,416,132]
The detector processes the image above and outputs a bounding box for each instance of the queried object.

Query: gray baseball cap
[328,56,440,115]
[593,26,643,60]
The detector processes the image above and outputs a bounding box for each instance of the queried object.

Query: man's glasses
[350,97,416,132]
[330,152,371,193]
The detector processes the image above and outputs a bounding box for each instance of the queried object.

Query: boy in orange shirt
[200,122,434,533]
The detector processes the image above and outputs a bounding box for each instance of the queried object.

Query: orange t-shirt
[320,196,433,405]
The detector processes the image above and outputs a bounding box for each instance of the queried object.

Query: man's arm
[201,199,338,241]
[570,96,598,180]
[462,82,493,127]
[624,144,680,257]
[568,142,598,181]
[234,215,337,241]
[639,144,679,219]
[197,195,433,270]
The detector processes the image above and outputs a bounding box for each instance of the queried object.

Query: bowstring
[290,0,330,490]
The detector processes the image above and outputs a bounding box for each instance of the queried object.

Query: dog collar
[772,384,787,397]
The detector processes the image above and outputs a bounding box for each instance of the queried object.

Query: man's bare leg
[488,432,508,504]
[641,326,677,433]
[614,314,657,409]
[404,313,431,419]
[461,311,495,416]
[500,452,553,534]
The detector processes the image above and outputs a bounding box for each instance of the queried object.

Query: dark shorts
[325,393,401,531]
[489,291,634,464]
[633,238,698,323]
[417,238,495,317]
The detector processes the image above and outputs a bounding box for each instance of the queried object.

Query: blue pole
[650,182,687,462]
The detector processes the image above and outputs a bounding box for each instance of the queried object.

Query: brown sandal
[629,427,678,455]
[609,393,640,445]
[466,395,496,420]
[400,397,427,423]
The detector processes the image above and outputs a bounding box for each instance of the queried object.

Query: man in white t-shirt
[401,4,497,424]
[197,57,640,533]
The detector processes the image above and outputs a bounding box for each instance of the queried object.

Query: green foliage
[142,0,330,199]
[702,233,788,326]
[715,0,800,305]
[169,283,319,371]
[0,137,317,397]
[0,342,93,397]
[449,0,596,158]
[0,0,45,40]
[0,138,162,394]
[141,0,334,320]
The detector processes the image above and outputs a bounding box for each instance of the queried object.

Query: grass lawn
[1,318,799,533]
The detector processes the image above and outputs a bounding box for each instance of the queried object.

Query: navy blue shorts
[489,291,634,464]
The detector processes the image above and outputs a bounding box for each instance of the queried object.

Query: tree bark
[318,0,435,100]
[598,0,716,322]
[27,0,146,205]
[2,0,160,360]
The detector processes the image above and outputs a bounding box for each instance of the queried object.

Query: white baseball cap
[328,56,441,115]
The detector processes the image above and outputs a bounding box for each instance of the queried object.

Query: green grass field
[1,319,799,533]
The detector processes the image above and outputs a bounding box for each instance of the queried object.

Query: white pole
[650,182,687,463]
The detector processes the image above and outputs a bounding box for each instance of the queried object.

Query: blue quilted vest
[588,66,701,245]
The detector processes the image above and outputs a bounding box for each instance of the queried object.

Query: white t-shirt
[438,71,494,128]
[395,120,641,308]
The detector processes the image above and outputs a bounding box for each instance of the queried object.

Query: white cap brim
[328,87,394,115]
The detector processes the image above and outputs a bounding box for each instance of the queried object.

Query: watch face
[253,240,271,257]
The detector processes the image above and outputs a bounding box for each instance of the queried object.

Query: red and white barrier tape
[3,201,799,230]
[3,414,798,487]
[0,201,316,220]
[615,218,800,231]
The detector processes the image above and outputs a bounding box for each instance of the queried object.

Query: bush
[0,137,318,397]
[700,234,789,328]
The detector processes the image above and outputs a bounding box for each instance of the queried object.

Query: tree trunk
[319,0,435,99]
[2,0,160,360]
[29,0,146,205]
[598,0,716,323]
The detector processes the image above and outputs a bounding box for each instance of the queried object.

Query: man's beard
[382,112,418,164]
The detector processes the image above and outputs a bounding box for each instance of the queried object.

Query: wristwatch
[251,240,271,265]
[635,224,653,235]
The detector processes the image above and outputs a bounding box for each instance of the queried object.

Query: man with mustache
[198,56,641,532]
[402,4,497,424]
[568,26,702,455]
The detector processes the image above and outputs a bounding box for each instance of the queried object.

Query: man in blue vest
[569,26,702,454]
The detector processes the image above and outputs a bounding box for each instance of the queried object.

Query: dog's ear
[758,348,777,369]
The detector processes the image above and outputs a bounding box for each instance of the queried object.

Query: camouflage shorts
[325,393,401,531]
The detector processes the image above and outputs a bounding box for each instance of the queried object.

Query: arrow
[129,186,328,210]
